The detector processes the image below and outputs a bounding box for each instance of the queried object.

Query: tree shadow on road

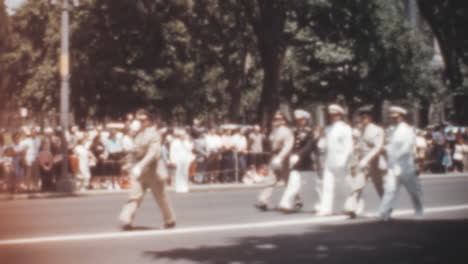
[142,218,468,264]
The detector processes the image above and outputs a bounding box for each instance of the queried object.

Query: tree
[1,0,436,127]
[417,0,468,92]
[280,0,433,116]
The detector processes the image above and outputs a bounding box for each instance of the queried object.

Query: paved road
[1,177,468,263]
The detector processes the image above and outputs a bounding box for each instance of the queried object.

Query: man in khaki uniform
[255,111,295,210]
[344,107,385,217]
[119,109,176,230]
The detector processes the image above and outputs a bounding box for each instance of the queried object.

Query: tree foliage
[417,0,468,92]
[0,0,436,126]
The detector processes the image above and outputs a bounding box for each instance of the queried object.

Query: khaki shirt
[132,125,162,170]
[359,122,384,166]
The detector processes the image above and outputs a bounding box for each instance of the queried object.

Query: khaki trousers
[344,162,385,215]
[119,169,175,226]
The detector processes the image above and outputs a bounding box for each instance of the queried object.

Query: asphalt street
[1,176,468,264]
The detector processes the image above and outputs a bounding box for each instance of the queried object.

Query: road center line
[1,204,468,246]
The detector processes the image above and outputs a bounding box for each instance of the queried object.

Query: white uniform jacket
[385,122,416,177]
[324,120,353,170]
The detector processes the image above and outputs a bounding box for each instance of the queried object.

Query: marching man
[316,104,353,216]
[255,111,294,211]
[119,109,176,230]
[378,106,424,221]
[278,109,316,212]
[344,106,385,217]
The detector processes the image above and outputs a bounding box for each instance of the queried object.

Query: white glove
[392,165,402,177]
[358,159,368,170]
[130,165,143,178]
[271,157,282,169]
[289,154,299,168]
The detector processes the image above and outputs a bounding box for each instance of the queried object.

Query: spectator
[37,141,55,192]
[462,132,468,172]
[103,130,124,177]
[90,133,107,177]
[42,127,62,189]
[220,128,236,183]
[442,143,453,172]
[10,132,25,192]
[169,128,194,193]
[232,128,248,181]
[19,128,41,191]
[74,136,96,191]
[193,130,208,184]
[246,125,266,180]
[453,134,465,172]
[205,128,222,183]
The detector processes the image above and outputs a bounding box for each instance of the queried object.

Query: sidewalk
[0,182,272,201]
[1,172,467,201]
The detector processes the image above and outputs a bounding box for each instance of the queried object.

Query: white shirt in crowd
[205,133,222,154]
[169,137,194,164]
[19,136,41,166]
[232,133,247,152]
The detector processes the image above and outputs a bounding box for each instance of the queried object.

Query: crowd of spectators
[0,113,467,193]
[0,115,271,193]
[415,125,468,174]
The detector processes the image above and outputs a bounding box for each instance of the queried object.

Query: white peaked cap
[389,105,407,115]
[294,109,311,119]
[328,104,345,114]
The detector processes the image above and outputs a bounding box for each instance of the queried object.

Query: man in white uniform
[378,106,423,221]
[316,104,353,216]
[344,107,385,217]
[119,109,176,230]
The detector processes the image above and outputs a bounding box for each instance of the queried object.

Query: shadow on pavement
[143,218,468,263]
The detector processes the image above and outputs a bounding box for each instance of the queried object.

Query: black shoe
[344,211,357,219]
[164,221,176,229]
[294,201,304,210]
[254,203,268,211]
[120,224,133,231]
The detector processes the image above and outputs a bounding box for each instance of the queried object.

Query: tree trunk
[254,1,286,129]
[228,78,242,123]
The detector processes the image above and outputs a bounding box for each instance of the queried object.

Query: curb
[0,183,273,201]
[1,173,468,201]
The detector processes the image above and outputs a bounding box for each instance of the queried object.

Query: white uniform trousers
[316,166,349,215]
[278,170,302,209]
[378,167,423,220]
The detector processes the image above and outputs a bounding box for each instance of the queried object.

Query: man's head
[253,125,261,133]
[328,104,345,122]
[294,109,310,127]
[126,113,134,121]
[357,106,374,127]
[273,111,287,127]
[135,109,152,128]
[388,105,407,124]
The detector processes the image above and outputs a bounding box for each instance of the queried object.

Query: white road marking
[1,204,468,246]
